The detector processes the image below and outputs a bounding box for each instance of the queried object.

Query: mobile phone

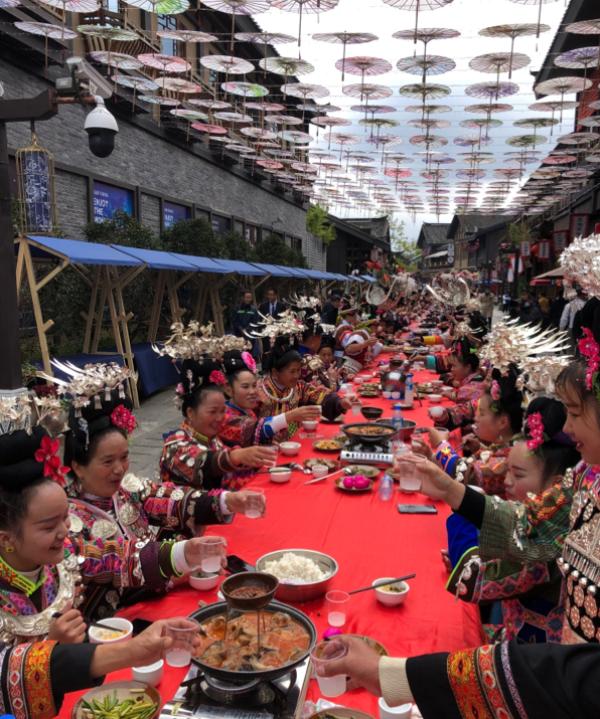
[131,619,153,636]
[397,504,438,515]
[226,554,255,574]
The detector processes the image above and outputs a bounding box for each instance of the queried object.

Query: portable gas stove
[340,439,393,466]
[159,660,311,719]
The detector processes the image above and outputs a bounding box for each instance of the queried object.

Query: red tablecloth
[58,366,482,718]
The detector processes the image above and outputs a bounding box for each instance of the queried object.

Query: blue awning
[249,263,297,277]
[360,274,378,283]
[346,274,365,282]
[111,245,196,271]
[25,235,142,267]
[170,253,230,274]
[211,259,267,276]
[302,269,331,280]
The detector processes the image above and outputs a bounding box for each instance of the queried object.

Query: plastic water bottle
[378,473,394,501]
[392,403,403,431]
[405,373,414,408]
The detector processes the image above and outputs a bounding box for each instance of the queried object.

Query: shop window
[163,201,191,229]
[92,181,134,223]
[158,15,177,55]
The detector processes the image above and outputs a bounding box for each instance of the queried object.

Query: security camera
[65,56,113,100]
[84,96,118,158]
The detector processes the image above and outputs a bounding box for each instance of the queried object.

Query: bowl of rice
[255,549,338,603]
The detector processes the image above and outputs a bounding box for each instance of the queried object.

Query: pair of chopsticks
[304,467,345,485]
[348,573,416,596]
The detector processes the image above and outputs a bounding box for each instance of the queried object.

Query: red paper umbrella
[541,154,577,165]
[191,122,228,134]
[335,56,393,87]
[269,0,339,46]
[507,0,561,38]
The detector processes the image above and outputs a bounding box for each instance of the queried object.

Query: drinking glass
[244,489,265,519]
[197,536,226,573]
[326,590,350,627]
[398,460,421,493]
[351,399,362,417]
[164,619,199,667]
[311,640,348,698]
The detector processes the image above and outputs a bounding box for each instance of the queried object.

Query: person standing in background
[479,290,495,329]
[232,290,260,358]
[559,287,586,339]
[321,292,342,325]
[258,288,285,354]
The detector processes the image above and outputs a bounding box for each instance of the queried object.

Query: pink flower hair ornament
[526,412,545,453]
[241,351,257,374]
[490,380,501,402]
[110,404,137,435]
[209,369,227,386]
[578,327,600,396]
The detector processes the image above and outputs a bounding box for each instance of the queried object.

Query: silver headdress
[0,388,67,438]
[559,233,600,300]
[479,318,572,397]
[425,271,473,308]
[153,321,248,362]
[244,309,307,341]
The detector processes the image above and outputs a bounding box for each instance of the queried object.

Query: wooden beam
[22,243,52,374]
[83,267,101,354]
[35,259,68,292]
[109,267,139,409]
[148,271,165,343]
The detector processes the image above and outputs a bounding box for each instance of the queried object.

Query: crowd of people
[0,254,599,717]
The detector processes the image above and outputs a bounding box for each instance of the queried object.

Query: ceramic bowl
[372,578,410,607]
[269,467,292,483]
[132,659,164,687]
[429,406,445,419]
[311,463,329,478]
[378,697,413,719]
[88,617,133,644]
[302,420,318,431]
[279,441,301,456]
[188,571,221,591]
[428,394,442,403]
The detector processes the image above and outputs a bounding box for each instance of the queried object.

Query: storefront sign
[163,201,191,229]
[92,181,134,223]
[570,213,589,239]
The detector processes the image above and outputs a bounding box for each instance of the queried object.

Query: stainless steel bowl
[255,549,338,603]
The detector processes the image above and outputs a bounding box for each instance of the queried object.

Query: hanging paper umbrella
[507,134,546,149]
[541,154,577,165]
[77,24,140,42]
[189,99,232,111]
[265,114,303,125]
[396,55,455,85]
[113,75,159,109]
[528,98,577,130]
[565,18,600,37]
[312,32,378,81]
[241,126,278,140]
[351,103,396,115]
[258,56,315,81]
[555,47,600,86]
[170,108,209,121]
[200,54,254,75]
[161,77,202,93]
[221,81,269,98]
[311,116,351,129]
[123,0,189,15]
[506,0,560,38]
[268,0,340,47]
[514,116,559,139]
[465,102,513,114]
[579,116,600,129]
[191,121,229,135]
[410,134,448,148]
[534,76,592,122]
[278,129,313,144]
[89,50,142,71]
[157,29,217,44]
[399,83,451,100]
[469,52,530,83]
[392,26,460,47]
[460,118,502,130]
[405,103,452,114]
[15,22,78,68]
[408,118,450,130]
[37,0,99,14]
[138,52,191,74]
[246,101,286,112]
[282,82,330,100]
[200,0,271,50]
[335,57,393,91]
[256,159,285,170]
[465,80,520,100]
[0,0,20,6]
[214,111,253,123]
[479,24,549,78]
[383,1,455,44]
[454,135,492,148]
[557,131,598,145]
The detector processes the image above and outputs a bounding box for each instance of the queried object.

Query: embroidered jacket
[436,439,511,498]
[220,401,276,448]
[160,421,242,490]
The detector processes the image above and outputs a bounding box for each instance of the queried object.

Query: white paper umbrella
[382,1,455,44]
[534,76,593,122]
[313,32,378,80]
[200,54,253,75]
[200,0,272,50]
[506,0,560,38]
[268,0,340,46]
[15,21,78,68]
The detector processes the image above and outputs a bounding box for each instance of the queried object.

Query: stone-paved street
[129,390,180,479]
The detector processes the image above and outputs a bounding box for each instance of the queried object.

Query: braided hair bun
[0,426,47,492]
[263,336,301,373]
[179,358,227,416]
[489,365,523,434]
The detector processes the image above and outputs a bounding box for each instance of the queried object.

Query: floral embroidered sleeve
[159,428,235,489]
[219,407,274,448]
[298,380,345,422]
[142,481,229,529]
[437,399,477,431]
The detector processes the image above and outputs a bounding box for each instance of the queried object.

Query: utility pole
[0,90,58,388]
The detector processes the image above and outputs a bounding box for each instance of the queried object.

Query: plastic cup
[398,461,421,493]
[326,590,350,627]
[244,489,265,519]
[197,536,226,573]
[311,640,348,698]
[164,619,199,667]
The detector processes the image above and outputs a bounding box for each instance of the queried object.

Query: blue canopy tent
[16,235,145,405]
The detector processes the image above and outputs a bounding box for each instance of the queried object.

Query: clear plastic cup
[197,536,226,573]
[311,640,348,698]
[244,489,265,519]
[398,461,422,493]
[164,619,199,667]
[326,590,350,627]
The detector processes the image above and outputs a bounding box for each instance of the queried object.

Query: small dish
[304,458,338,471]
[311,463,330,478]
[378,698,412,719]
[335,476,373,493]
[269,467,292,483]
[279,441,301,456]
[188,571,221,591]
[429,406,445,419]
[428,394,442,403]
[302,420,318,431]
[132,659,164,687]
[73,681,160,719]
[345,464,380,478]
[88,617,133,644]
[373,577,410,607]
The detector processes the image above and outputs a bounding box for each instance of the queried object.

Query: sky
[249,0,573,240]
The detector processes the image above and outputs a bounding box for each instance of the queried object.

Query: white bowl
[428,394,442,403]
[132,659,164,687]
[188,571,221,591]
[378,698,412,719]
[373,578,410,607]
[353,376,364,384]
[302,420,318,431]
[431,380,444,390]
[311,463,329,478]
[269,467,292,483]
[89,617,133,644]
[279,441,301,456]
[429,406,445,419]
[382,390,392,399]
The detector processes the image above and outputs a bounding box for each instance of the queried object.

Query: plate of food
[313,438,345,453]
[345,464,380,478]
[335,476,373,493]
[359,389,380,398]
[304,458,338,471]
[309,709,375,719]
[72,682,160,719]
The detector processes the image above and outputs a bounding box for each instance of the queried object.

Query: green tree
[306,204,336,246]
[255,234,307,267]
[162,217,228,258]
[222,230,257,261]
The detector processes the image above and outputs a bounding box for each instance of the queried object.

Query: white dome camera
[84,96,119,158]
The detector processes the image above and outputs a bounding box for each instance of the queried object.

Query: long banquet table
[59,362,483,718]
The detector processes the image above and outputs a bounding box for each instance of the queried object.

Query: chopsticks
[348,573,416,596]
[304,468,345,485]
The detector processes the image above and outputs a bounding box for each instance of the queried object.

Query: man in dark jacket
[321,292,342,325]
[258,288,285,318]
[232,290,259,337]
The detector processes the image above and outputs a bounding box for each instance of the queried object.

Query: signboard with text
[92,181,134,223]
[163,201,191,229]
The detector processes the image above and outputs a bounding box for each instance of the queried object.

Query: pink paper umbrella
[313,32,378,81]
[191,122,229,135]
[335,56,393,87]
[138,52,191,74]
[542,155,577,165]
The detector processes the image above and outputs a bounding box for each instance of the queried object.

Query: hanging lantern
[15,132,56,234]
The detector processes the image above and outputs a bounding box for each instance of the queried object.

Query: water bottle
[378,473,394,501]
[405,373,414,408]
[392,403,403,431]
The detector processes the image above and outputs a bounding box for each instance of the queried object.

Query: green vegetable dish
[80,691,157,719]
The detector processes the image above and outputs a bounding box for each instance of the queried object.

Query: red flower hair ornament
[110,404,137,435]
[209,370,227,387]
[526,412,545,453]
[34,436,69,486]
[241,351,257,374]
[578,327,600,395]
